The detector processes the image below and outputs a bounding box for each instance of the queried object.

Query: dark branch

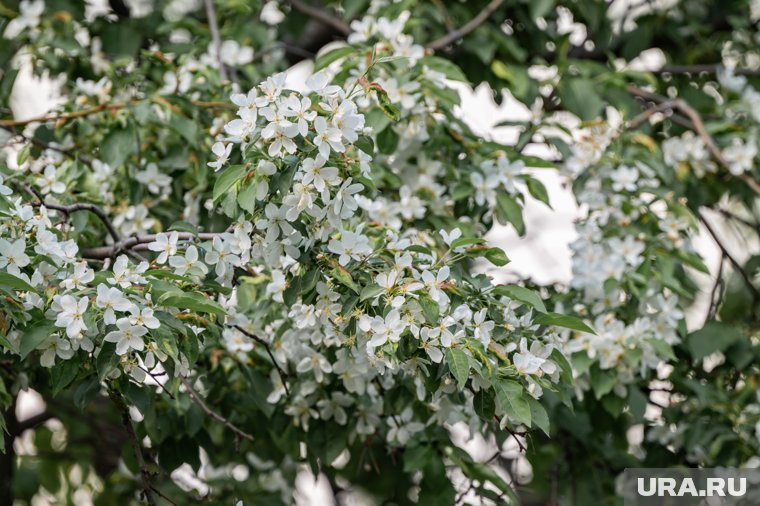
[179,376,255,443]
[233,325,290,397]
[14,411,54,435]
[699,212,760,302]
[81,232,223,259]
[109,390,157,506]
[29,192,121,243]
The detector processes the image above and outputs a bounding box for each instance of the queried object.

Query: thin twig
[179,376,255,442]
[699,212,760,301]
[109,390,157,506]
[718,208,760,232]
[204,0,228,81]
[705,253,725,325]
[137,365,176,399]
[233,325,290,396]
[150,486,180,506]
[288,0,351,36]
[0,103,116,127]
[504,425,527,453]
[426,0,505,51]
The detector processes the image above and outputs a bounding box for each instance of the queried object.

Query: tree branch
[705,253,725,325]
[81,232,223,259]
[14,411,55,435]
[204,0,228,81]
[288,0,351,36]
[108,390,157,506]
[627,86,760,198]
[179,376,255,444]
[699,212,760,302]
[0,98,233,128]
[28,190,121,243]
[426,0,505,51]
[233,325,290,397]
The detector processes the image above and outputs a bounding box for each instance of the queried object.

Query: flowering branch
[627,85,760,198]
[426,0,505,51]
[179,376,255,443]
[81,232,223,259]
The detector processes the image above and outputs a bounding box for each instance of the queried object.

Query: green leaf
[484,247,510,266]
[124,382,151,414]
[374,55,408,64]
[168,221,198,234]
[403,444,433,473]
[628,386,648,421]
[473,390,495,421]
[491,62,538,106]
[314,46,355,71]
[355,135,374,155]
[450,237,485,250]
[16,143,30,166]
[589,365,616,399]
[495,193,525,235]
[50,360,80,396]
[527,397,550,435]
[492,285,547,313]
[213,165,246,203]
[687,321,744,360]
[237,178,259,213]
[376,126,399,154]
[534,312,595,334]
[494,380,531,426]
[330,265,359,294]
[418,56,469,82]
[418,294,440,323]
[158,292,227,316]
[169,113,199,144]
[96,341,120,381]
[557,78,605,121]
[645,338,676,361]
[101,123,136,169]
[376,88,401,122]
[360,283,384,302]
[0,272,35,292]
[20,321,56,359]
[530,0,555,19]
[525,176,552,208]
[445,348,470,390]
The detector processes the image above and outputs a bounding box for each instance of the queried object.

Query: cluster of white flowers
[471,154,525,206]
[560,123,693,390]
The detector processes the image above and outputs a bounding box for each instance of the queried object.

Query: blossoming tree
[1,0,760,504]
